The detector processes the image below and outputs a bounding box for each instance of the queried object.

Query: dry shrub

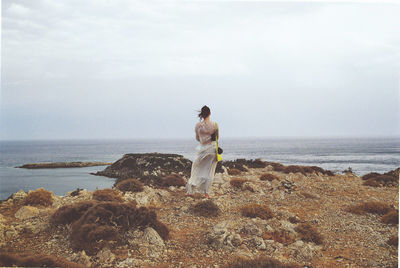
[115,178,144,193]
[160,174,186,187]
[300,191,318,199]
[347,202,394,215]
[223,256,301,268]
[51,201,98,225]
[0,252,86,268]
[228,168,242,175]
[267,162,334,176]
[69,202,168,254]
[381,210,399,225]
[23,188,53,207]
[92,189,124,202]
[295,223,324,245]
[241,204,274,220]
[387,235,398,247]
[230,178,248,188]
[362,172,398,187]
[190,199,220,218]
[262,230,295,245]
[222,158,265,172]
[70,188,83,197]
[288,216,300,224]
[259,173,279,181]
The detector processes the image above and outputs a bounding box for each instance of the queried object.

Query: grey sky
[1,0,399,140]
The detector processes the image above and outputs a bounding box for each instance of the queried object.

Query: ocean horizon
[0,137,399,200]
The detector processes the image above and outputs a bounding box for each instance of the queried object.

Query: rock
[71,250,92,267]
[231,234,243,247]
[143,227,165,247]
[241,182,256,192]
[249,237,266,250]
[280,220,296,233]
[15,206,40,220]
[10,189,27,204]
[241,223,262,236]
[117,258,137,268]
[289,241,318,262]
[97,248,115,263]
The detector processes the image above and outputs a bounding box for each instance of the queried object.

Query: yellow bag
[214,122,222,162]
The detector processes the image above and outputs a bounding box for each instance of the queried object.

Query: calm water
[0,137,399,200]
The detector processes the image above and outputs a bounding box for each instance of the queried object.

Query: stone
[143,227,165,247]
[15,206,40,220]
[72,250,92,267]
[241,223,262,236]
[241,182,256,192]
[231,234,243,247]
[11,189,27,204]
[97,248,115,263]
[250,237,266,250]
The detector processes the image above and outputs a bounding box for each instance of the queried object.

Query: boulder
[15,206,40,220]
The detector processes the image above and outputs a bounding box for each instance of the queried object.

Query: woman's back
[195,120,216,145]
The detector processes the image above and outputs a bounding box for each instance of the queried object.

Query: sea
[0,137,399,200]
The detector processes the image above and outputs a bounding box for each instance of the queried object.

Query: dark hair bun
[198,105,211,119]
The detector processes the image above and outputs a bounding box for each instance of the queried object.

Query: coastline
[0,155,397,267]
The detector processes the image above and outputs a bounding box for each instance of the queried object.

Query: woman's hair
[198,105,211,120]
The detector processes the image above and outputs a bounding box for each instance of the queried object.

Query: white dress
[186,120,219,194]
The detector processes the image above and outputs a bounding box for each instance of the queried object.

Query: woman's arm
[195,125,200,142]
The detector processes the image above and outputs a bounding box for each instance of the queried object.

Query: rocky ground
[0,155,398,268]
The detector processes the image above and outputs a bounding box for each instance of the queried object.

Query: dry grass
[228,168,242,175]
[240,203,274,220]
[266,162,334,176]
[295,223,324,245]
[230,178,248,188]
[23,188,53,207]
[262,230,296,245]
[347,202,394,215]
[387,235,398,248]
[115,178,144,193]
[160,174,186,187]
[381,210,399,225]
[259,173,279,181]
[92,189,124,202]
[0,252,86,268]
[300,191,318,199]
[190,199,220,218]
[223,256,301,268]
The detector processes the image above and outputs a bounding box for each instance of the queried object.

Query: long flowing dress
[186,120,219,194]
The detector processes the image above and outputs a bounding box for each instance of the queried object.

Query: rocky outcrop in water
[17,162,112,169]
[92,153,193,185]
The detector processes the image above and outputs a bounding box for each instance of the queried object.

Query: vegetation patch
[228,168,242,175]
[347,202,394,215]
[51,200,98,225]
[266,162,334,176]
[381,210,399,225]
[262,230,295,245]
[300,191,318,199]
[259,173,279,181]
[190,199,220,218]
[92,189,124,202]
[0,252,86,268]
[23,188,53,207]
[115,178,144,193]
[362,169,399,187]
[240,203,274,220]
[294,223,324,245]
[160,174,186,187]
[387,235,398,248]
[222,158,266,172]
[230,178,248,188]
[223,256,301,268]
[52,201,168,254]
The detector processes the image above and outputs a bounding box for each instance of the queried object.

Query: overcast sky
[1,0,399,140]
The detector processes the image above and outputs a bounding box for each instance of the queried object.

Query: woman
[185,105,219,199]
